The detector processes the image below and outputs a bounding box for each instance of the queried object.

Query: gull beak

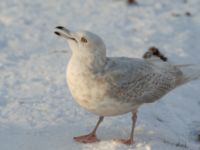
[54,26,77,42]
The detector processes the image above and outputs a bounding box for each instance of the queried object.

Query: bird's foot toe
[113,138,134,145]
[73,134,100,143]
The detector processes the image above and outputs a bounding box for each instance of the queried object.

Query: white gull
[54,26,200,145]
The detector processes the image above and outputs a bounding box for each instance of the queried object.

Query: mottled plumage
[103,57,181,104]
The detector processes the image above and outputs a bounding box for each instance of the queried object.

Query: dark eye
[81,37,88,43]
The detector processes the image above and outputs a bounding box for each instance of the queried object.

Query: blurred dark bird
[143,47,168,62]
[127,0,137,5]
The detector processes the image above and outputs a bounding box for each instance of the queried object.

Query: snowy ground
[0,0,200,149]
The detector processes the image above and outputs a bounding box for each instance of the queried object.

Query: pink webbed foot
[73,133,100,144]
[114,139,134,145]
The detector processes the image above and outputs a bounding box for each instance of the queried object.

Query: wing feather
[103,57,180,104]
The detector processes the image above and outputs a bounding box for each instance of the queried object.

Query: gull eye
[81,37,88,43]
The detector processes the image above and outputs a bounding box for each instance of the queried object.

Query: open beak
[54,26,77,42]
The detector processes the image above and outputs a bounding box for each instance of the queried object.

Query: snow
[0,0,200,149]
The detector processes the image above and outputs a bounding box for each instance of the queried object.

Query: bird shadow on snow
[0,115,196,150]
[0,118,159,150]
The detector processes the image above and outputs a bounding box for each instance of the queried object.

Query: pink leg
[73,116,104,144]
[115,112,137,145]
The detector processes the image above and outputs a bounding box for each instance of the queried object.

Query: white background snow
[0,0,200,149]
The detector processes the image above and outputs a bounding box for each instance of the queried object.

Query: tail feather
[177,64,200,85]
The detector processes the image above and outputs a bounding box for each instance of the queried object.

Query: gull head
[54,26,106,57]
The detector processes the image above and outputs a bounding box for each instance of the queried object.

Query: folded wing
[103,57,182,104]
